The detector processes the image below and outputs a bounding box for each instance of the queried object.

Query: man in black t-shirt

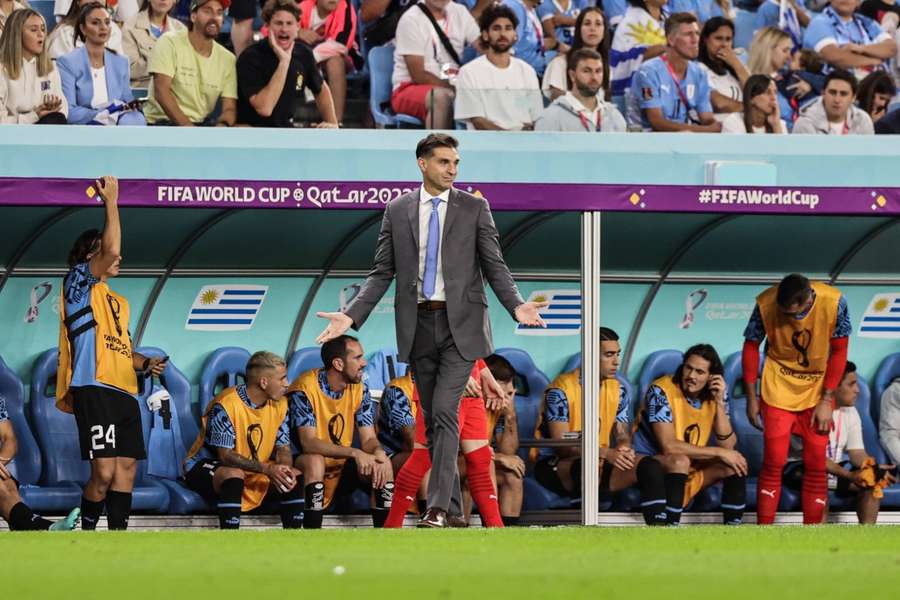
[237,0,340,128]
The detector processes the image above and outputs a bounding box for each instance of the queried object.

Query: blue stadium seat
[0,355,81,513]
[563,352,580,373]
[872,352,900,424]
[135,347,209,514]
[30,0,57,29]
[364,347,408,392]
[368,45,423,128]
[198,347,251,415]
[287,346,323,383]
[29,349,170,513]
[494,347,549,461]
[636,350,684,405]
[734,8,756,51]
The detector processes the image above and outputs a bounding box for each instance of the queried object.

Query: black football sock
[371,482,394,528]
[664,473,688,526]
[303,482,325,529]
[636,458,668,526]
[105,490,133,530]
[721,475,747,525]
[7,502,52,531]
[279,484,304,529]
[217,478,244,530]
[501,515,520,527]
[80,496,104,531]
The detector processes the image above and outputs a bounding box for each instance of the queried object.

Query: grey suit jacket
[344,188,525,362]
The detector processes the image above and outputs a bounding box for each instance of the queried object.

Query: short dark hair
[665,12,698,37]
[843,361,857,378]
[320,335,360,370]
[567,48,604,76]
[262,0,299,23]
[415,133,458,159]
[485,354,517,383]
[673,344,724,402]
[825,68,858,95]
[68,229,101,268]
[776,273,812,309]
[598,326,619,342]
[478,2,518,32]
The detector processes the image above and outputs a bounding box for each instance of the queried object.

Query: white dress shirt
[417,185,450,302]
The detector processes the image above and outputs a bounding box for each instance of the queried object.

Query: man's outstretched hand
[514,301,549,328]
[316,312,353,344]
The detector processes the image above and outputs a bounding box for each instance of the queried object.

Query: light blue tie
[423,198,441,299]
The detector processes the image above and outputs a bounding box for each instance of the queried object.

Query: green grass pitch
[3,527,900,599]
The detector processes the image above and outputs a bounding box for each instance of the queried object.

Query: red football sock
[384,448,431,528]
[757,403,794,525]
[800,421,829,525]
[465,446,503,528]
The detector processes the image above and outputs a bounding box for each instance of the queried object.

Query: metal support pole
[581,211,601,526]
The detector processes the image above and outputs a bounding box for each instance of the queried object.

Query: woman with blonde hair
[0,8,68,123]
[121,0,185,88]
[748,26,796,128]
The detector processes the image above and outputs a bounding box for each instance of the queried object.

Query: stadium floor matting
[3,511,900,530]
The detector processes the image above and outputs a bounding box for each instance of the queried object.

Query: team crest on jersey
[41,80,51,91]
[642,87,653,100]
[295,73,304,91]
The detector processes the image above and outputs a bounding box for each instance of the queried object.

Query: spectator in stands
[542,6,609,101]
[537,0,589,48]
[143,0,237,126]
[755,0,810,32]
[379,370,417,485]
[0,0,29,39]
[0,395,81,531]
[860,0,900,27]
[609,0,667,107]
[296,0,361,126]
[499,0,553,78]
[361,0,417,48]
[632,12,722,132]
[289,336,394,529]
[856,69,895,124]
[481,354,523,527]
[228,0,259,57]
[749,26,800,126]
[454,3,542,131]
[633,344,748,526]
[183,352,304,530]
[698,17,749,121]
[784,362,897,524]
[874,107,900,131]
[532,328,669,526]
[391,0,479,128]
[57,3,146,125]
[803,0,896,77]
[57,0,142,25]
[669,0,735,22]
[237,0,338,127]
[121,0,187,88]
[535,48,627,130]
[793,68,874,133]
[49,0,125,59]
[721,74,787,132]
[880,378,900,464]
[0,8,68,124]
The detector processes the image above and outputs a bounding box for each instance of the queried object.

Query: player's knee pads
[374,482,394,510]
[305,482,325,511]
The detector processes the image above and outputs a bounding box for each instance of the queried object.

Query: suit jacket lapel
[442,188,462,243]
[407,192,420,250]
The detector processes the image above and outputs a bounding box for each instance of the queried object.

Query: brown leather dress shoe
[447,514,468,528]
[416,507,448,528]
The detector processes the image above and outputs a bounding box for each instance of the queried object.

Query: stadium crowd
[1,0,900,130]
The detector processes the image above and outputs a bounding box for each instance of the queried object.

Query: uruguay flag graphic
[185,285,268,331]
[515,289,581,336]
[858,293,900,339]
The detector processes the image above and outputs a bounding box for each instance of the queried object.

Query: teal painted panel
[601,213,717,273]
[0,207,59,268]
[503,213,581,273]
[0,276,155,385]
[838,222,900,276]
[140,277,313,390]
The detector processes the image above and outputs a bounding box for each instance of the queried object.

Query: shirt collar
[419,185,451,204]
[318,368,345,399]
[236,384,259,408]
[565,91,600,116]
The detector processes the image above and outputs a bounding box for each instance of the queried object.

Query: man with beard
[144,0,238,126]
[289,336,394,529]
[631,12,721,132]
[454,3,543,130]
[535,48,627,132]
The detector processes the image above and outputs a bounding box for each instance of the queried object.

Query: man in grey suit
[317,134,547,527]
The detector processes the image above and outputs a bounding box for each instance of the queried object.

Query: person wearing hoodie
[792,68,874,134]
[535,48,626,131]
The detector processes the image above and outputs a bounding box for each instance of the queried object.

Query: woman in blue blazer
[57,2,145,125]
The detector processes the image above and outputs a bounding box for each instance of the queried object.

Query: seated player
[532,327,668,526]
[385,359,506,528]
[289,335,394,529]
[183,351,302,530]
[0,395,80,531]
[784,362,897,524]
[379,369,417,479]
[633,344,748,526]
[459,354,524,527]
